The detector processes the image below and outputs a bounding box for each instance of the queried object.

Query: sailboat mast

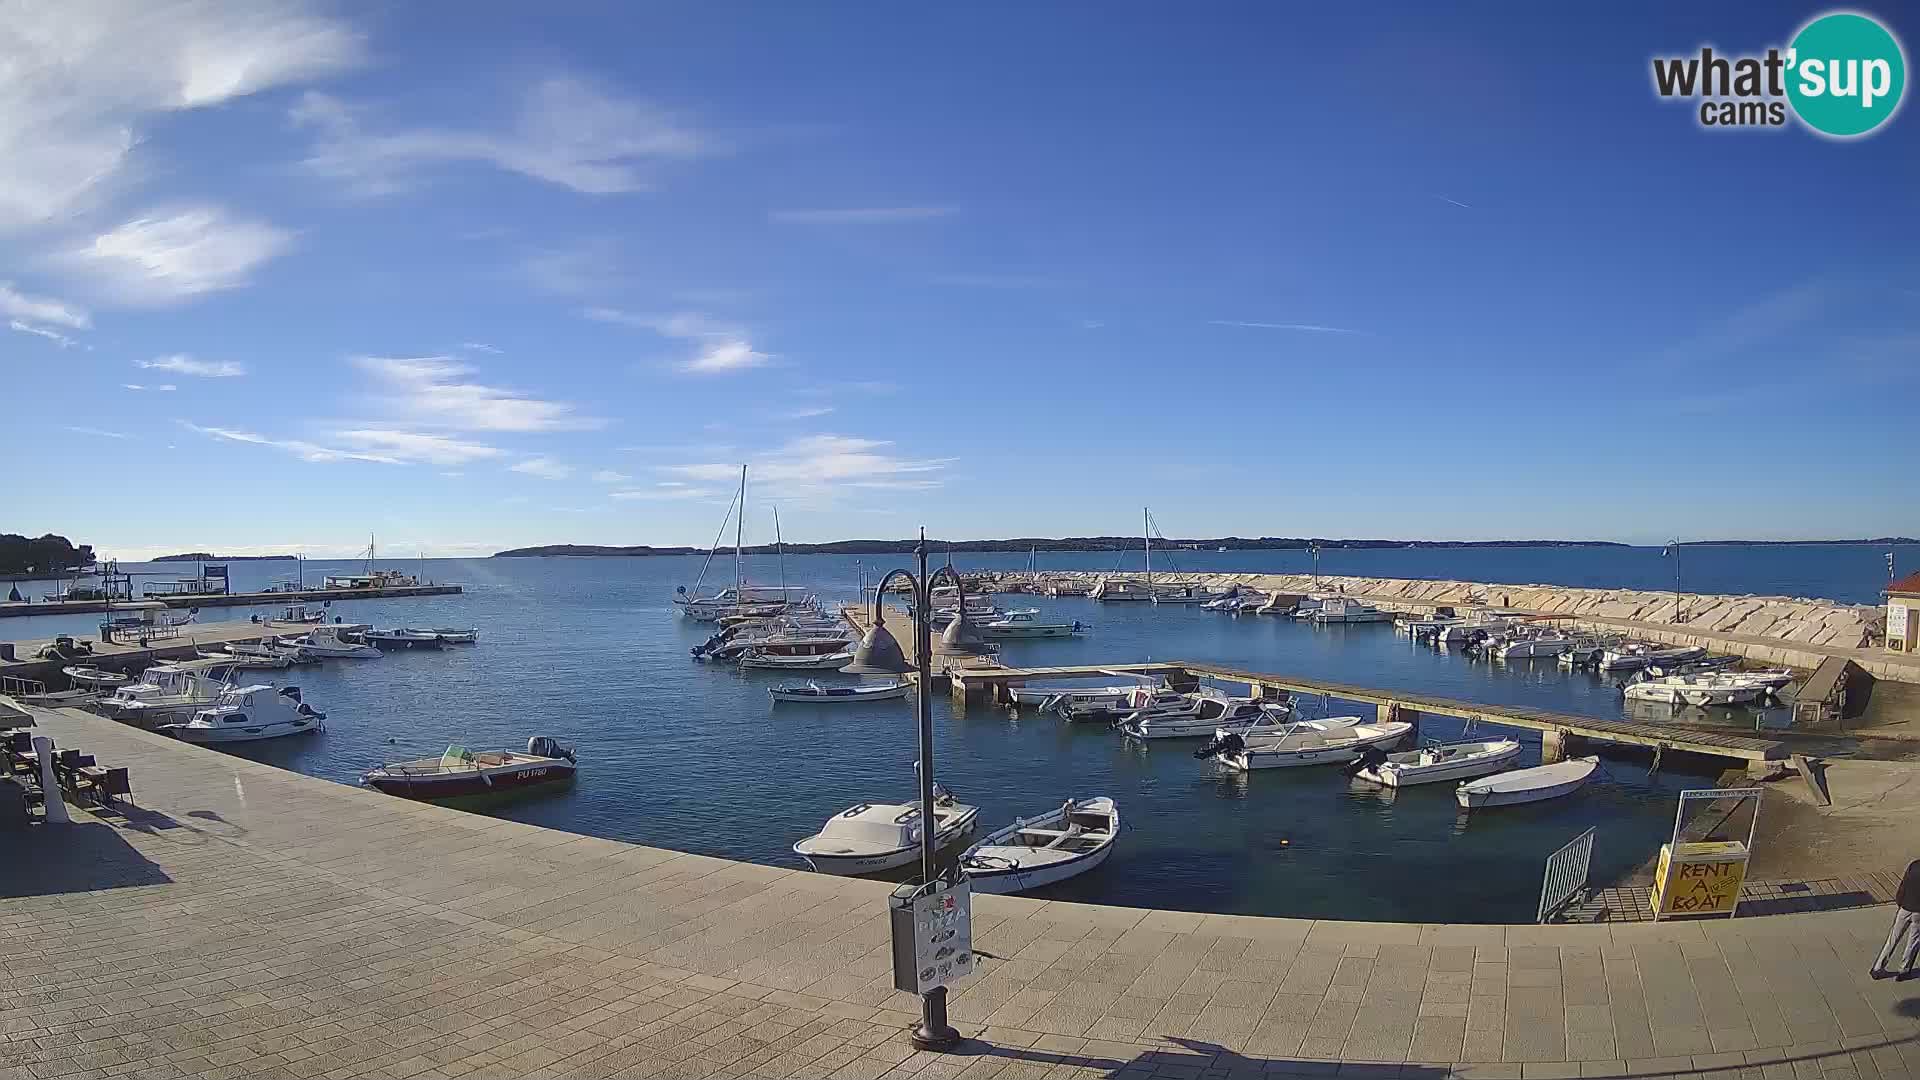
[773,506,786,596]
[734,465,746,597]
[1143,507,1152,585]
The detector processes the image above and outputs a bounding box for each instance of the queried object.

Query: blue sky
[2,1,1915,559]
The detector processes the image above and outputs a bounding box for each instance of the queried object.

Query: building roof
[1889,571,1920,598]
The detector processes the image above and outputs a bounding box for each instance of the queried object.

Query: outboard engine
[1344,743,1390,777]
[528,736,575,763]
[278,686,302,703]
[1198,732,1246,759]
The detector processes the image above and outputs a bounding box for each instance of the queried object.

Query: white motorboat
[205,647,293,670]
[406,627,479,644]
[1493,632,1577,660]
[1213,721,1412,771]
[1456,756,1599,809]
[1118,693,1273,739]
[268,603,329,624]
[291,625,382,658]
[1043,578,1091,597]
[1598,644,1706,672]
[1007,675,1162,708]
[1312,597,1393,624]
[98,658,242,726]
[365,627,447,650]
[1055,684,1188,724]
[962,797,1119,895]
[1623,675,1765,707]
[1352,738,1523,787]
[1723,669,1795,693]
[739,649,855,670]
[1193,712,1352,756]
[159,685,326,743]
[793,791,981,875]
[1150,583,1208,605]
[769,680,910,704]
[61,665,129,689]
[1557,640,1609,666]
[978,610,1085,639]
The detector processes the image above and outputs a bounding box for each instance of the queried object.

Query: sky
[2,1,1916,560]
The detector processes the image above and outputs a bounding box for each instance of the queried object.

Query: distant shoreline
[488,537,1918,559]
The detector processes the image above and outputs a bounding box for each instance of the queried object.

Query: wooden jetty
[0,582,460,618]
[844,603,1786,767]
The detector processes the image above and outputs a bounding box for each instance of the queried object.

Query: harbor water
[10,544,1913,922]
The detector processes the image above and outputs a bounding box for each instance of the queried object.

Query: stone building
[1888,571,1920,654]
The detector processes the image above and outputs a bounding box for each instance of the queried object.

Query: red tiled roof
[1890,571,1920,597]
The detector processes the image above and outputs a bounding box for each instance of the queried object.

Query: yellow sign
[1650,841,1749,916]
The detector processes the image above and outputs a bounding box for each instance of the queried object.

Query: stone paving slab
[5,705,1920,1079]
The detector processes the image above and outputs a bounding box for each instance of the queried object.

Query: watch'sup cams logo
[1651,11,1906,137]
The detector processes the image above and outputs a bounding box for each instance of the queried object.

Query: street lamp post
[844,531,988,1051]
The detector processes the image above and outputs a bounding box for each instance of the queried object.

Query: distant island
[493,537,1634,558]
[1,533,94,577]
[153,553,299,562]
[1675,538,1917,547]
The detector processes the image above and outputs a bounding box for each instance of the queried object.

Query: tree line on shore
[0,533,94,576]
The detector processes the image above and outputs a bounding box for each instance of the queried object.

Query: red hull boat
[363,738,576,803]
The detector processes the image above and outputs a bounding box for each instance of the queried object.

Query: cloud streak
[293,78,711,196]
[661,434,950,503]
[68,207,294,305]
[769,206,956,225]
[355,355,597,431]
[509,456,572,480]
[586,308,773,376]
[1208,319,1362,334]
[0,283,90,329]
[136,354,245,377]
[182,421,399,464]
[9,320,78,348]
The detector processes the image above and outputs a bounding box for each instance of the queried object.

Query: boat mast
[1143,507,1152,586]
[734,465,746,598]
[773,505,786,597]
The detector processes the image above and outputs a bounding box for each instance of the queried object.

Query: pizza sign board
[889,877,974,994]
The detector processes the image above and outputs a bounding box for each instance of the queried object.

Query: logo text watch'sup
[1650,10,1907,137]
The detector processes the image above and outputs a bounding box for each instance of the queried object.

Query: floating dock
[843,604,1788,768]
[0,583,460,618]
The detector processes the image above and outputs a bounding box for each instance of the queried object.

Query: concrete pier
[1,618,320,683]
[7,700,1919,1078]
[0,582,460,618]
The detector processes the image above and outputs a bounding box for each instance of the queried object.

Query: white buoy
[32,737,70,824]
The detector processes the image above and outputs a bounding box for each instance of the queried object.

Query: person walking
[1872,859,1920,980]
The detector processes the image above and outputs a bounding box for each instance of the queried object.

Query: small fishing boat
[1043,579,1091,597]
[769,680,910,704]
[1212,721,1413,771]
[1599,644,1706,672]
[1456,756,1599,809]
[793,789,980,875]
[1645,655,1739,677]
[1723,669,1795,692]
[1119,695,1273,739]
[61,665,128,688]
[362,738,577,802]
[98,659,242,726]
[204,647,294,670]
[1008,675,1163,708]
[19,687,103,707]
[1623,675,1765,707]
[1557,640,1608,666]
[160,685,326,744]
[739,649,855,671]
[365,628,447,650]
[962,797,1119,895]
[407,627,479,644]
[1090,577,1154,602]
[1351,738,1523,787]
[1493,632,1577,660]
[1194,713,1353,757]
[269,603,329,624]
[1312,597,1393,624]
[977,610,1085,639]
[290,625,382,658]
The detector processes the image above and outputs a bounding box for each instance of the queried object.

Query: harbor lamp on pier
[844,532,987,1052]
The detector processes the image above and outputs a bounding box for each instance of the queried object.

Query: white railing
[1537,826,1596,923]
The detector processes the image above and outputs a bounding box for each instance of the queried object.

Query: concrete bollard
[31,737,70,825]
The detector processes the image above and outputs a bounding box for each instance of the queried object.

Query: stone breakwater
[985,571,1913,680]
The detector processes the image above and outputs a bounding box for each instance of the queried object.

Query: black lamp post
[843,531,987,1051]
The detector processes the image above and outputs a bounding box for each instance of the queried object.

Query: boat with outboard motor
[1350,738,1523,787]
[793,787,980,875]
[159,685,326,743]
[1456,756,1598,809]
[962,797,1119,895]
[288,625,382,658]
[769,680,910,704]
[1118,692,1277,740]
[364,627,447,650]
[362,738,577,802]
[739,648,855,670]
[978,610,1085,639]
[61,665,128,689]
[98,658,243,726]
[1209,721,1413,771]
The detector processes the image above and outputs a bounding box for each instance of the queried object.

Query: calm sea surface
[9,544,1913,923]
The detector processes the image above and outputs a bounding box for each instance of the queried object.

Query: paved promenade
[6,706,1920,1079]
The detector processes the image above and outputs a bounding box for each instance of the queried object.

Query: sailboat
[1091,508,1157,602]
[673,466,808,620]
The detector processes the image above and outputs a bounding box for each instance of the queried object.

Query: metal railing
[1537,826,1596,923]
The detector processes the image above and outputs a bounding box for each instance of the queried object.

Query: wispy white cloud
[1433,194,1473,209]
[0,0,364,230]
[123,383,175,391]
[292,77,710,196]
[781,405,834,419]
[461,342,502,353]
[928,272,1064,289]
[585,307,772,375]
[67,207,294,305]
[354,355,597,431]
[661,434,950,502]
[9,320,77,348]
[591,469,630,484]
[509,456,572,480]
[610,484,723,501]
[62,425,127,439]
[1656,282,1826,366]
[334,429,503,465]
[0,283,90,329]
[1208,319,1361,334]
[181,421,399,464]
[769,206,956,225]
[136,354,245,377]
[1080,319,1106,330]
[520,242,624,298]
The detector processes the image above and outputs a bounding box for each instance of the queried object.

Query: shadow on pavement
[0,820,171,898]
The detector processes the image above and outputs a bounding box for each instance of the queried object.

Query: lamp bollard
[32,737,70,824]
[845,532,990,1051]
